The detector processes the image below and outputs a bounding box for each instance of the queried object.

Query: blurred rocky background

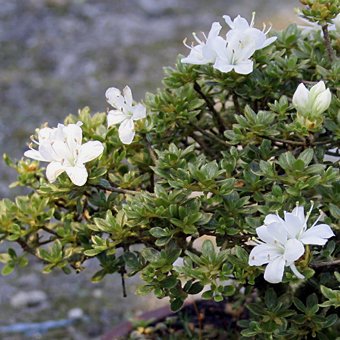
[0,0,298,338]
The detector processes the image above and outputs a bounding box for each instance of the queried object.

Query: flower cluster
[249,206,334,283]
[25,122,104,186]
[181,13,277,74]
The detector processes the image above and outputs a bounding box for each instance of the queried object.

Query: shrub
[1,1,339,338]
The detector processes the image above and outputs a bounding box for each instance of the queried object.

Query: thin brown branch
[310,259,340,269]
[321,24,335,62]
[193,81,226,134]
[191,133,211,153]
[41,225,58,236]
[259,135,306,146]
[232,93,241,115]
[95,184,139,195]
[192,123,231,148]
[145,139,157,164]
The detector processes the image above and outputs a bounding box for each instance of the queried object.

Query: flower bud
[292,81,332,129]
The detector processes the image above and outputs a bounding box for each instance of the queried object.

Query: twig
[144,139,158,164]
[310,259,340,269]
[192,300,203,340]
[259,135,306,146]
[193,81,226,134]
[321,24,335,62]
[232,93,241,115]
[120,267,127,298]
[191,133,211,153]
[41,226,58,236]
[192,123,231,148]
[95,184,139,195]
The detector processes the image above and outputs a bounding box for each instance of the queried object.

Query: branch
[95,184,139,195]
[259,135,306,146]
[191,133,211,153]
[321,24,335,62]
[144,137,157,164]
[232,93,241,115]
[192,123,231,148]
[310,259,340,269]
[193,81,226,134]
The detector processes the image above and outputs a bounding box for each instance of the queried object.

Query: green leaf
[170,298,183,312]
[298,148,314,165]
[149,227,169,238]
[1,263,15,276]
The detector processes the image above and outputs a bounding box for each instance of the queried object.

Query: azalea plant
[1,1,339,338]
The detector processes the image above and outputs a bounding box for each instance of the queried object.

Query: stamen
[264,24,272,35]
[251,12,256,27]
[310,210,324,229]
[192,32,203,44]
[183,38,192,49]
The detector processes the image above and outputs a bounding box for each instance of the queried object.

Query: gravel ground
[0,0,298,338]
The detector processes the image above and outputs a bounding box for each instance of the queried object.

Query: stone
[67,307,84,320]
[10,290,48,308]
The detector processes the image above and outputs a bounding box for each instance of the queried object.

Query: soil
[123,300,246,340]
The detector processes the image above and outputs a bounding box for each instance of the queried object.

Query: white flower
[212,34,256,75]
[334,13,340,33]
[249,205,334,284]
[106,86,146,145]
[293,81,332,118]
[223,13,277,50]
[280,206,335,246]
[213,13,276,74]
[24,122,104,186]
[249,222,305,284]
[181,22,223,65]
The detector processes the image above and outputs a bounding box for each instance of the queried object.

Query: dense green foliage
[1,1,339,338]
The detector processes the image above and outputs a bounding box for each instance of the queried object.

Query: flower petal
[118,118,135,144]
[123,86,133,107]
[292,206,305,224]
[233,60,254,75]
[290,263,305,280]
[283,212,304,239]
[264,256,285,284]
[257,223,287,245]
[261,36,277,48]
[63,123,83,145]
[24,149,48,162]
[300,224,334,245]
[181,45,208,65]
[65,165,88,186]
[264,214,283,225]
[213,58,234,73]
[207,22,222,39]
[223,15,249,30]
[292,83,309,112]
[309,81,326,98]
[46,161,65,183]
[283,239,305,264]
[248,244,282,266]
[105,87,125,109]
[107,110,127,127]
[77,141,104,164]
[312,88,331,115]
[132,103,146,120]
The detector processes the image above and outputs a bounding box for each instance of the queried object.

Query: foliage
[0,1,339,338]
